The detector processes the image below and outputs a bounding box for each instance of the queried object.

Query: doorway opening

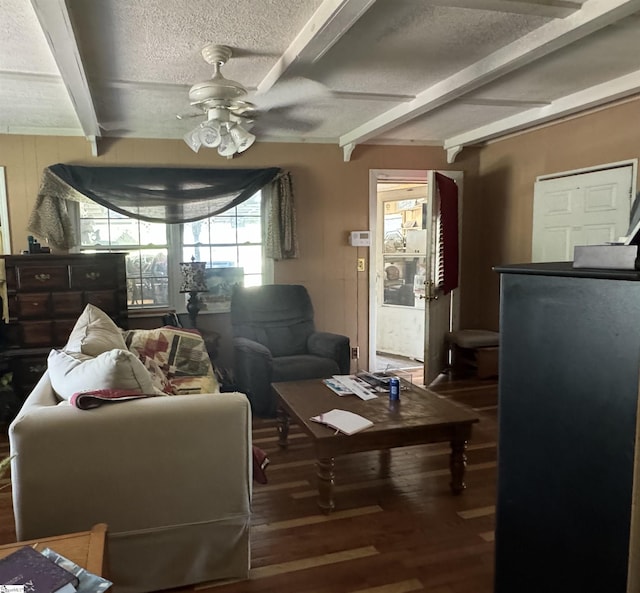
[375,180,427,377]
[369,169,463,387]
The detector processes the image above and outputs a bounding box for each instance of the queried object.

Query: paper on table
[331,375,378,400]
[322,378,352,396]
[310,409,373,435]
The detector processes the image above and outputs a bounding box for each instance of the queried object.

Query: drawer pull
[31,302,39,306]
[34,273,51,282]
[85,271,101,281]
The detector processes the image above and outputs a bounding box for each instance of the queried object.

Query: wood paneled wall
[0,136,479,368]
[3,95,640,367]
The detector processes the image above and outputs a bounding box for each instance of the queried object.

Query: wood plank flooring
[0,371,498,593]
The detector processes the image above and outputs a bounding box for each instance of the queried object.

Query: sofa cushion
[48,348,157,400]
[65,304,127,356]
[123,326,219,395]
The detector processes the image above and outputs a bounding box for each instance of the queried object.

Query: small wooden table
[0,523,108,577]
[272,379,479,513]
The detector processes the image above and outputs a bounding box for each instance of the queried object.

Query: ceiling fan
[179,43,330,157]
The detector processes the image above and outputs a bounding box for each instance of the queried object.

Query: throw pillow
[48,348,158,400]
[123,326,219,395]
[65,304,126,356]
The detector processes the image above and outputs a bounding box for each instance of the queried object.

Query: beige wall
[474,96,640,330]
[0,135,480,368]
[4,96,639,369]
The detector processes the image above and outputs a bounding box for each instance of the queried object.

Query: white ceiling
[1,0,640,161]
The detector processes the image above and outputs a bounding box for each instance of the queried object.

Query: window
[181,193,263,287]
[77,192,266,310]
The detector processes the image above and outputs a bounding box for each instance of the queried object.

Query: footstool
[447,329,500,379]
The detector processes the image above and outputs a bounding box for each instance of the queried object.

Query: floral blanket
[122,326,219,395]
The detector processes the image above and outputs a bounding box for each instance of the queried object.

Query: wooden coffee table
[272,379,479,513]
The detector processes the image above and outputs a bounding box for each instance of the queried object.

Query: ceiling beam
[339,0,640,149]
[30,0,100,139]
[427,0,584,18]
[459,97,552,107]
[256,0,377,94]
[444,69,640,151]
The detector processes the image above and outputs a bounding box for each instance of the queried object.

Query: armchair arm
[9,372,252,541]
[308,331,351,374]
[232,337,275,417]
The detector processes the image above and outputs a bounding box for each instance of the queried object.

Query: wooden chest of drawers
[1,253,128,406]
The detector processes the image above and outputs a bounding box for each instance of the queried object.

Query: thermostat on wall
[349,231,371,247]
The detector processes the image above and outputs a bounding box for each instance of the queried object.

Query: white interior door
[532,163,635,262]
[423,170,462,386]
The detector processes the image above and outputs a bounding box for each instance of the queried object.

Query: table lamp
[179,257,209,328]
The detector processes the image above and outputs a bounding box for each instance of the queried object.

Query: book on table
[0,545,79,592]
[310,409,374,435]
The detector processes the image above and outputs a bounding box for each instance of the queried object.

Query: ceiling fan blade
[98,121,133,135]
[252,109,322,133]
[251,77,332,111]
[98,120,126,131]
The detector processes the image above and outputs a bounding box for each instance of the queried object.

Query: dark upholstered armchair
[231,284,350,417]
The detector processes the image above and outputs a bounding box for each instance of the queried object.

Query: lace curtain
[28,164,298,259]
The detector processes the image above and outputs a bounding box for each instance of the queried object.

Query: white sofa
[9,306,252,593]
[10,374,252,593]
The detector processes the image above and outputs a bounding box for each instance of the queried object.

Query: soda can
[389,377,400,401]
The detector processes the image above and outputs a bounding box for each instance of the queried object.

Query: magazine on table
[41,548,112,593]
[322,375,377,400]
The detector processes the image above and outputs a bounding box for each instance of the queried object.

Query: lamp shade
[198,121,222,148]
[229,124,256,153]
[217,126,237,157]
[179,260,208,293]
[183,127,202,153]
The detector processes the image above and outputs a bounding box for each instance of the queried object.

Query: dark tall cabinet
[494,262,640,593]
[0,253,128,421]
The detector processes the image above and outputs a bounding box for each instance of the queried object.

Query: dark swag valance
[28,164,299,259]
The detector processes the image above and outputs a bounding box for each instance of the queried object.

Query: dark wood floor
[0,371,498,593]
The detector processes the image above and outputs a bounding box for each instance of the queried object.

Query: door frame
[0,167,11,255]
[369,169,462,374]
[535,159,637,186]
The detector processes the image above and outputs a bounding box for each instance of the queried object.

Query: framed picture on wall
[200,267,244,313]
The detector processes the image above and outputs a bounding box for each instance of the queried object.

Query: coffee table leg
[277,407,290,448]
[450,439,468,494]
[379,448,391,478]
[317,457,336,514]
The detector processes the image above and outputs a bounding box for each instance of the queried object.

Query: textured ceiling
[1,0,639,161]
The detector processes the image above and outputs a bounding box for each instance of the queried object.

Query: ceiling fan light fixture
[183,127,202,153]
[229,124,256,153]
[181,45,266,157]
[217,124,238,157]
[198,120,222,148]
